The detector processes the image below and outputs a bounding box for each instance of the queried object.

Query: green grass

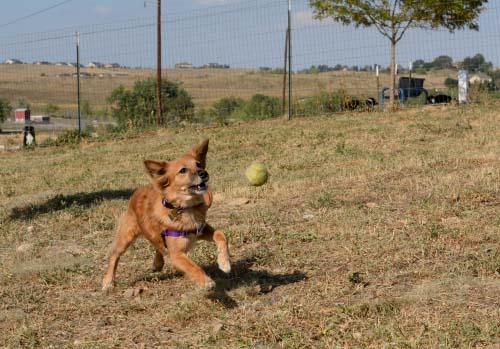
[1,103,500,348]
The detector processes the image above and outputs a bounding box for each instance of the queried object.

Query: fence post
[282,30,288,116]
[156,0,162,126]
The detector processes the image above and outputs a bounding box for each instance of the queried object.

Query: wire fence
[1,0,500,132]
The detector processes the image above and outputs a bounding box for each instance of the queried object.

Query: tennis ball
[245,163,269,186]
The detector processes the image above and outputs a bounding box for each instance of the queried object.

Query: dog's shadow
[8,189,134,220]
[139,256,306,309]
[208,256,306,308]
[137,256,306,309]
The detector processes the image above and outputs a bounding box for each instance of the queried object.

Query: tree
[309,0,487,109]
[108,78,194,128]
[460,53,492,72]
[432,55,454,69]
[0,98,12,124]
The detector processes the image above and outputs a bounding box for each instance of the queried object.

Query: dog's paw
[102,280,114,292]
[218,256,231,274]
[200,277,216,291]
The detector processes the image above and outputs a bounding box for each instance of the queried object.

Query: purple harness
[160,197,206,238]
[161,224,206,238]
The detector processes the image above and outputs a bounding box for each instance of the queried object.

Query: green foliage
[0,98,12,123]
[444,77,458,88]
[460,53,493,73]
[260,68,285,74]
[81,100,93,117]
[232,94,281,120]
[41,103,59,115]
[309,0,487,108]
[40,130,84,147]
[294,91,346,116]
[431,55,454,69]
[16,96,30,109]
[412,55,456,72]
[108,78,194,128]
[213,96,245,118]
[310,0,487,35]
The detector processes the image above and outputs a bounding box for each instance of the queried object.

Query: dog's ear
[144,160,169,188]
[186,139,209,168]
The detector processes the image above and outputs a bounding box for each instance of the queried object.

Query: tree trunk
[389,39,396,111]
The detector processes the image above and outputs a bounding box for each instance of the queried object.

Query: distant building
[468,72,492,85]
[104,63,121,68]
[15,109,30,123]
[34,61,50,65]
[55,62,67,66]
[4,58,23,64]
[201,63,229,69]
[86,62,103,68]
[66,62,84,68]
[175,62,193,69]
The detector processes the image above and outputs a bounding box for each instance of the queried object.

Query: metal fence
[1,0,500,131]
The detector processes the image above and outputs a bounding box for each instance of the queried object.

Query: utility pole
[156,0,162,126]
[287,0,292,120]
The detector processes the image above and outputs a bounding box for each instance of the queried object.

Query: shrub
[294,91,346,116]
[0,98,12,123]
[444,77,458,88]
[81,100,93,117]
[41,103,59,115]
[212,96,245,118]
[232,94,281,120]
[108,78,194,128]
[16,96,30,109]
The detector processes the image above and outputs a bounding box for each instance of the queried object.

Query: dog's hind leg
[199,224,231,274]
[102,211,139,291]
[152,249,165,272]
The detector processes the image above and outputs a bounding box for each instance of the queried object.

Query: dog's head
[144,139,210,206]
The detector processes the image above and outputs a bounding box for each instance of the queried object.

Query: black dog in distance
[427,94,452,104]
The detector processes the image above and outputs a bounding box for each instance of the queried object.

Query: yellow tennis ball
[245,163,269,186]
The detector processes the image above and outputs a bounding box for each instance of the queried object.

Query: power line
[0,0,76,29]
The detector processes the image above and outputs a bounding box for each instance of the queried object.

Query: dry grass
[1,103,500,348]
[0,64,455,114]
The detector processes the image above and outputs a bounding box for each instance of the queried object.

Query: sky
[0,0,499,70]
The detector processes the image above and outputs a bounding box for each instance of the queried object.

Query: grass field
[0,64,455,115]
[1,103,500,348]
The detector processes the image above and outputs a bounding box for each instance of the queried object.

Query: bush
[41,103,59,115]
[213,96,245,118]
[16,96,30,109]
[0,98,12,123]
[294,91,346,116]
[108,78,194,128]
[444,77,458,88]
[232,94,281,120]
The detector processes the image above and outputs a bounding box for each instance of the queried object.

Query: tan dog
[102,139,231,291]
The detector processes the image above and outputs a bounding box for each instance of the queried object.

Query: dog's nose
[198,170,209,182]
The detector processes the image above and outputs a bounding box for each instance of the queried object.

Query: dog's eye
[179,168,188,174]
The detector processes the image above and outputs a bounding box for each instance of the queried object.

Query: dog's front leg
[169,251,216,290]
[199,224,231,274]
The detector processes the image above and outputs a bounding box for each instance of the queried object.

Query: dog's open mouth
[188,181,208,194]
